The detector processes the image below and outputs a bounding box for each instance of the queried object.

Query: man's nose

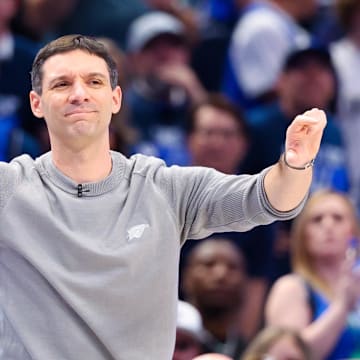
[212,263,229,280]
[68,81,89,103]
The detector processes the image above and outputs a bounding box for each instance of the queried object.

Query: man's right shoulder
[0,154,36,186]
[0,155,37,212]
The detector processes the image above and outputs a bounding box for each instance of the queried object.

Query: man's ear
[112,85,122,115]
[29,90,44,118]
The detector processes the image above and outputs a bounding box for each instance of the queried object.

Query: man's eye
[90,79,102,85]
[54,82,68,88]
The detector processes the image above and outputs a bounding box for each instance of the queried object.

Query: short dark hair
[186,93,249,138]
[31,34,119,94]
[283,47,333,72]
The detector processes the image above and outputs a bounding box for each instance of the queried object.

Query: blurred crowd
[2,0,360,358]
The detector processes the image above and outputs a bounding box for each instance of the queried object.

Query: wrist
[282,152,315,171]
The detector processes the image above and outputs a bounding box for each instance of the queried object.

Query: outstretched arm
[264,108,327,212]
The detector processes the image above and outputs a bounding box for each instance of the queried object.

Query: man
[186,94,249,174]
[0,34,325,359]
[242,45,349,193]
[181,238,248,358]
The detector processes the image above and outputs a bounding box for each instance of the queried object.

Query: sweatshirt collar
[35,151,126,197]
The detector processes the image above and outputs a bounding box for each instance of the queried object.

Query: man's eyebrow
[86,72,108,80]
[47,72,108,87]
[47,75,70,88]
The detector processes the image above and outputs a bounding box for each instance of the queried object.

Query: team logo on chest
[126,224,149,242]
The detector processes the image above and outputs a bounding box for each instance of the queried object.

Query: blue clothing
[306,283,360,359]
[242,102,350,193]
[126,84,190,166]
[209,0,238,24]
[222,1,311,110]
[0,36,39,132]
[0,35,41,161]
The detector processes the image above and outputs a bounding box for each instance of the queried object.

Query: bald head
[192,354,233,360]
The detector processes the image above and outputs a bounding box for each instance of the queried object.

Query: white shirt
[331,37,360,211]
[229,0,310,97]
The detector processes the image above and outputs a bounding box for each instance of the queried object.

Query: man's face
[279,58,335,114]
[30,50,121,149]
[188,106,248,174]
[132,34,189,77]
[183,240,246,311]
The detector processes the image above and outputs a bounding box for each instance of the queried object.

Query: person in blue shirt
[265,189,360,360]
[242,45,349,193]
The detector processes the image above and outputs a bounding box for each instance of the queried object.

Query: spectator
[186,94,249,174]
[182,94,275,338]
[181,237,249,358]
[240,45,348,281]
[222,0,316,109]
[0,0,41,161]
[240,327,312,360]
[330,0,360,214]
[265,189,360,360]
[173,300,206,360]
[125,11,207,165]
[242,45,349,194]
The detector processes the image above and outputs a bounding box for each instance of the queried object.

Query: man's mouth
[65,110,96,116]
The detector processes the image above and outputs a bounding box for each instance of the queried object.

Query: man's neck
[200,308,240,342]
[51,144,113,184]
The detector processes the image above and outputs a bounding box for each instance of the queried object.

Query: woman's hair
[290,189,359,296]
[240,326,311,360]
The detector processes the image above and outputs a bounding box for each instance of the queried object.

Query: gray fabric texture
[0,151,305,359]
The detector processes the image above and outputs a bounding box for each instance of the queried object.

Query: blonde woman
[265,189,360,360]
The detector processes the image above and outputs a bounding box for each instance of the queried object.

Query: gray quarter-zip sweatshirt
[0,151,304,359]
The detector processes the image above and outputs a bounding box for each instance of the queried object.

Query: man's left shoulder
[126,153,168,176]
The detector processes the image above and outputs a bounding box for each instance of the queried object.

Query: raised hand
[284,108,327,169]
